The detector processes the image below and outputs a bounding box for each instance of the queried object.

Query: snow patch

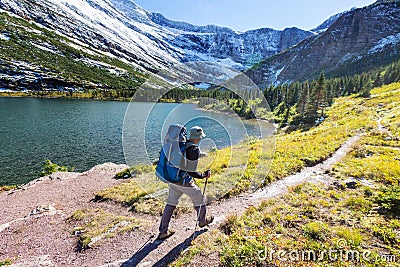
[216,57,244,70]
[339,53,355,64]
[0,32,10,40]
[182,48,244,71]
[368,33,400,54]
[76,58,127,75]
[65,41,97,56]
[21,26,42,35]
[274,66,285,83]
[30,42,58,54]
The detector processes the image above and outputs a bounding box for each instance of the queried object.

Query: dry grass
[171,82,400,266]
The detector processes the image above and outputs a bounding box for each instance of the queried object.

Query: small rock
[345,181,358,189]
[332,181,345,190]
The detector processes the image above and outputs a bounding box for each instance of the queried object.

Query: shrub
[94,180,146,205]
[372,225,399,245]
[344,196,373,213]
[335,227,364,247]
[220,214,244,235]
[115,165,154,179]
[374,186,400,216]
[220,236,265,267]
[0,185,17,193]
[0,259,12,266]
[39,159,74,177]
[302,221,329,241]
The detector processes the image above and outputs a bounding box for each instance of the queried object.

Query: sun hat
[189,126,206,140]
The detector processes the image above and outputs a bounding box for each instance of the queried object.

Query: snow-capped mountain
[149,12,314,68]
[311,10,352,34]
[246,1,400,85]
[2,0,395,90]
[0,0,313,72]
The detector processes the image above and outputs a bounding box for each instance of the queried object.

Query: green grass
[95,179,147,205]
[0,259,12,266]
[302,221,330,241]
[39,159,74,177]
[0,185,17,193]
[333,140,400,185]
[332,83,400,186]
[67,208,146,250]
[114,165,155,179]
[375,186,400,216]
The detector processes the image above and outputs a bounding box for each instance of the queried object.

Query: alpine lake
[0,97,269,186]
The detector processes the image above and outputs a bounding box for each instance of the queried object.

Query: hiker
[157,126,214,240]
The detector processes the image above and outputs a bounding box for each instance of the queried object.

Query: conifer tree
[295,81,309,119]
[316,71,327,116]
[303,71,326,122]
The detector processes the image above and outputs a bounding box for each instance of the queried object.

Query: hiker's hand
[204,169,211,179]
[200,151,208,158]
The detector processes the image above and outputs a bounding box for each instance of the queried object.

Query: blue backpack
[155,124,197,183]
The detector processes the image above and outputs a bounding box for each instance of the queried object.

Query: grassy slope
[0,12,146,90]
[171,82,400,266]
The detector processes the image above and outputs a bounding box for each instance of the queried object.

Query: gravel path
[0,134,360,267]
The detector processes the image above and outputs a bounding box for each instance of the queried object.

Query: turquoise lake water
[0,97,265,186]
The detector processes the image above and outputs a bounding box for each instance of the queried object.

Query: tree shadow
[121,229,208,267]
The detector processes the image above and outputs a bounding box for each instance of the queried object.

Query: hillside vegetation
[0,12,146,95]
[170,82,400,266]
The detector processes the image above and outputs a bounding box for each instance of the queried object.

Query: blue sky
[134,0,376,31]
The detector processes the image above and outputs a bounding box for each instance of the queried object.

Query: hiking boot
[157,230,175,240]
[199,215,214,228]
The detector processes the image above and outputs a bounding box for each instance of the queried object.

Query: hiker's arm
[188,170,206,178]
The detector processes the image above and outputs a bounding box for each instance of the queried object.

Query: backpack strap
[185,140,198,150]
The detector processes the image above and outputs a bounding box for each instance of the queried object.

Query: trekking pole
[192,174,209,242]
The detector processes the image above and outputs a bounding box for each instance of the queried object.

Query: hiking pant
[159,181,207,235]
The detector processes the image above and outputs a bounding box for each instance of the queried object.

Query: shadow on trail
[121,229,208,267]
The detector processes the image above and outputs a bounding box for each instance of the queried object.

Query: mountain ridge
[1,0,397,90]
[0,0,330,91]
[246,1,400,85]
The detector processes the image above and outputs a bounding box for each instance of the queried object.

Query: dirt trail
[1,134,360,267]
